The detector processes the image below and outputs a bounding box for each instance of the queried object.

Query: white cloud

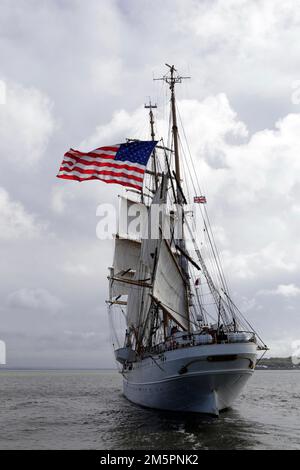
[51,186,75,215]
[183,109,300,206]
[175,0,300,100]
[0,81,55,167]
[259,284,300,298]
[175,99,300,282]
[80,106,149,150]
[7,287,64,313]
[64,330,97,341]
[179,0,279,50]
[51,187,65,214]
[277,284,300,297]
[266,338,299,358]
[179,95,248,163]
[90,57,124,95]
[0,187,44,240]
[221,242,297,280]
[62,262,90,276]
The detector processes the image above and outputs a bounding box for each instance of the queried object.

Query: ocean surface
[0,369,299,450]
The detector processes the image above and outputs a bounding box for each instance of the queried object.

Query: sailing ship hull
[122,342,257,416]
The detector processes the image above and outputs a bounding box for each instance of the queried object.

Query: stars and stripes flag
[194,195,207,204]
[57,140,157,191]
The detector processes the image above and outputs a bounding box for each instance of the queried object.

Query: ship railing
[142,331,256,357]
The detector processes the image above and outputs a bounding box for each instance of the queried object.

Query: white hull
[122,342,257,415]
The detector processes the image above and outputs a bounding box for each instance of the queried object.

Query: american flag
[57,140,157,191]
[194,195,207,204]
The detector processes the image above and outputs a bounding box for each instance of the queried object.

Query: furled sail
[152,238,189,330]
[110,237,141,297]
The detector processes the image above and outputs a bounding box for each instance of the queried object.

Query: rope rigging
[108,65,266,352]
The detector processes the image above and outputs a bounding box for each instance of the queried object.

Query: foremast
[144,101,158,191]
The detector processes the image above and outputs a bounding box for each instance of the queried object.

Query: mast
[144,100,158,190]
[154,64,191,332]
[154,64,190,199]
[170,67,181,195]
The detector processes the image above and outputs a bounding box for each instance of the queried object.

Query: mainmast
[154,64,191,332]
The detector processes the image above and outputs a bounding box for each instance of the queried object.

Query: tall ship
[107,65,267,415]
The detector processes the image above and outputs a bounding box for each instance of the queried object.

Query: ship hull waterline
[122,342,257,416]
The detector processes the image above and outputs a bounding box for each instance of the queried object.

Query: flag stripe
[62,155,145,172]
[58,167,144,183]
[69,146,119,155]
[60,162,144,178]
[65,150,116,161]
[57,173,143,190]
[91,146,120,152]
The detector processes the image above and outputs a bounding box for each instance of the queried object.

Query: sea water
[0,369,299,450]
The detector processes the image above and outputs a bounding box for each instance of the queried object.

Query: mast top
[144,99,157,110]
[154,64,190,90]
[154,65,190,198]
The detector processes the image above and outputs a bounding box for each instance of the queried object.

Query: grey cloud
[7,287,64,313]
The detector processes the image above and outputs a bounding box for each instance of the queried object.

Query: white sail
[110,197,145,299]
[118,196,148,241]
[126,262,151,332]
[126,176,168,337]
[140,174,169,272]
[113,237,141,275]
[110,276,132,298]
[109,237,141,298]
[152,238,189,330]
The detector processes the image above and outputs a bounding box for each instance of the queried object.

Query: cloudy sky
[1,0,300,368]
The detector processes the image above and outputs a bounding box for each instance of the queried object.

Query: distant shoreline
[257,356,299,370]
[1,357,299,372]
[0,368,116,372]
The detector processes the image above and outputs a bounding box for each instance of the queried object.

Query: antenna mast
[154,64,190,199]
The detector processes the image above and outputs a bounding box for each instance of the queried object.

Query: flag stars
[115,141,157,165]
